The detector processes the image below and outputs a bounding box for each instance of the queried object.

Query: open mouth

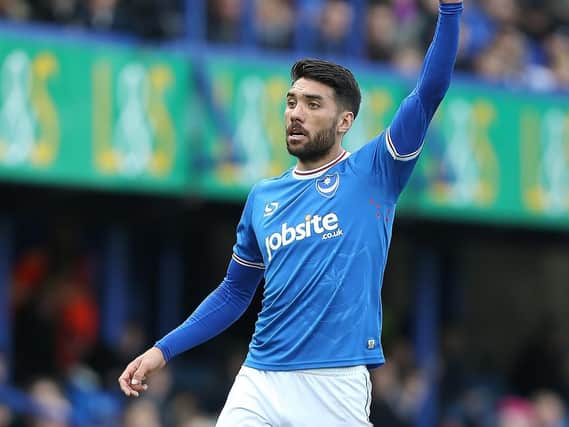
[287,125,308,142]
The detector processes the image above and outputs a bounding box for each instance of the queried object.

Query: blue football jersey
[232,128,420,370]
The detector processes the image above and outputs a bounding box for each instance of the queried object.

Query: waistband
[243,365,368,377]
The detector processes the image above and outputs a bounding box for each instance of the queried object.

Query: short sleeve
[350,130,420,202]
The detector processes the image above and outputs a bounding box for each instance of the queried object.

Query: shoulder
[253,168,293,193]
[346,131,387,165]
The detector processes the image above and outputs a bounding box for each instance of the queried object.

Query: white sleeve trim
[232,253,265,270]
[385,127,423,162]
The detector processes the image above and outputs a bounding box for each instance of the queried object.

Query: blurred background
[0,0,568,426]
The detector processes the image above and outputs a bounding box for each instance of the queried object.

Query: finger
[126,382,148,397]
[127,372,149,398]
[118,373,136,396]
[118,360,141,396]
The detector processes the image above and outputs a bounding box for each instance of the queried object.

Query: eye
[308,102,320,109]
[287,99,296,108]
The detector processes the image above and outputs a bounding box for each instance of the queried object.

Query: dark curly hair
[290,58,362,118]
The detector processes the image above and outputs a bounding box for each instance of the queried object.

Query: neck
[295,145,344,171]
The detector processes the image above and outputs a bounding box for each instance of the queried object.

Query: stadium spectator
[123,398,161,427]
[497,396,536,427]
[545,27,569,89]
[392,43,424,75]
[473,26,530,87]
[181,414,217,427]
[0,406,11,427]
[254,0,295,50]
[312,0,355,56]
[207,0,242,44]
[480,0,520,28]
[0,0,29,20]
[370,362,411,427]
[0,354,13,427]
[11,248,58,385]
[519,0,554,43]
[75,0,124,32]
[52,257,99,375]
[532,390,569,427]
[26,377,71,427]
[366,3,397,62]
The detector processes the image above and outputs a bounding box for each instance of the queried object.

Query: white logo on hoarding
[113,64,153,175]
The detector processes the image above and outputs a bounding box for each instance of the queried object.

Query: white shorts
[216,365,372,427]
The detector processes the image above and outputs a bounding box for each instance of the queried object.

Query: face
[285,78,347,163]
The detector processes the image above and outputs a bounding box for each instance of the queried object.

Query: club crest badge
[315,173,340,198]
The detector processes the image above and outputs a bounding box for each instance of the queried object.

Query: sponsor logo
[264,212,343,261]
[316,173,340,198]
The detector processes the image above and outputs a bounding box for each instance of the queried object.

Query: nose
[288,103,305,123]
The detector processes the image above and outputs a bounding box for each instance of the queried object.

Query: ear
[337,111,354,135]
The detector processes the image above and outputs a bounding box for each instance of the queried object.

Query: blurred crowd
[207,0,569,91]
[4,297,569,427]
[369,327,569,427]
[0,0,184,39]
[0,233,222,426]
[1,233,569,426]
[0,0,568,91]
[1,228,569,427]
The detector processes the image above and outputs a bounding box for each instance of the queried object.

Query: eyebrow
[286,92,325,101]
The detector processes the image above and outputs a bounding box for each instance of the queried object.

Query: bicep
[388,92,429,159]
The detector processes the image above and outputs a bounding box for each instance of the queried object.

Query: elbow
[418,80,451,111]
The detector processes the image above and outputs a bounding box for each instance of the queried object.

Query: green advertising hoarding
[0,28,567,230]
[0,33,190,194]
[398,86,569,229]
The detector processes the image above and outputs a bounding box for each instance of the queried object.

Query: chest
[253,172,395,262]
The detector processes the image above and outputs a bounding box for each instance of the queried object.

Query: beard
[286,124,336,163]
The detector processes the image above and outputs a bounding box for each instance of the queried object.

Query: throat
[296,147,345,172]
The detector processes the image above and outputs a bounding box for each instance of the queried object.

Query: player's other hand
[118,346,166,397]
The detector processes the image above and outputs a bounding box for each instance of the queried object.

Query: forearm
[415,2,463,116]
[155,259,263,361]
[388,2,462,157]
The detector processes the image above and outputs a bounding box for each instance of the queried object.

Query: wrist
[152,345,168,366]
[439,1,464,13]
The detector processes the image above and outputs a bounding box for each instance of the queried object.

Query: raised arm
[386,0,463,160]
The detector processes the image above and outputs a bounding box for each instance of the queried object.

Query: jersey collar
[292,150,350,180]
